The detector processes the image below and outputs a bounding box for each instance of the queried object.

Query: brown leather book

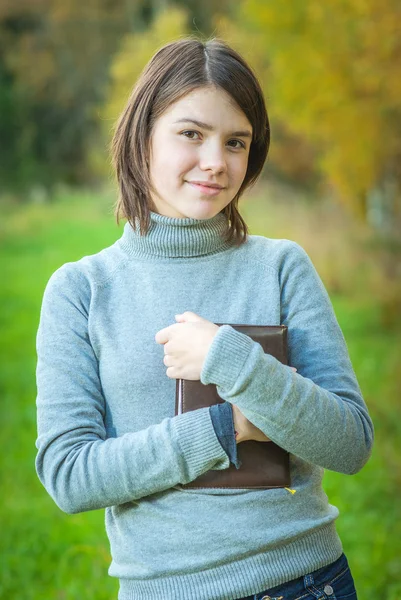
[175,324,290,489]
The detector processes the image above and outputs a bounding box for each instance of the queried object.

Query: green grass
[1,186,400,599]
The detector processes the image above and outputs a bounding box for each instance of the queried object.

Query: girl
[35,37,374,600]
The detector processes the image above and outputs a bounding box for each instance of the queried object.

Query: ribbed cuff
[172,406,230,482]
[209,402,242,469]
[200,325,255,391]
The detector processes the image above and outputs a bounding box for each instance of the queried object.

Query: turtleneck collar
[118,210,236,259]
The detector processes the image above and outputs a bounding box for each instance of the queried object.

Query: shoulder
[41,239,127,303]
[245,234,312,272]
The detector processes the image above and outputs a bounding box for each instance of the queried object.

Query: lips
[188,181,224,189]
[187,181,225,196]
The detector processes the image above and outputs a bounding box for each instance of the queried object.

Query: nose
[199,141,227,174]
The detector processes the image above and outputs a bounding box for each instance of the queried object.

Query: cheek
[152,143,195,182]
[231,156,249,184]
[172,144,197,173]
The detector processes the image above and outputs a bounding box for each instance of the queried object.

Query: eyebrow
[173,118,253,138]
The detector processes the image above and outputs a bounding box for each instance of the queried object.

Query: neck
[119,210,236,259]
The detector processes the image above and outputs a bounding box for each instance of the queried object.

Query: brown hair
[110,36,270,246]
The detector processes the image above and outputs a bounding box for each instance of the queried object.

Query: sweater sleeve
[200,242,374,475]
[209,402,242,469]
[35,265,230,515]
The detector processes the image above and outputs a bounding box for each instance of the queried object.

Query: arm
[35,265,230,515]
[200,242,374,475]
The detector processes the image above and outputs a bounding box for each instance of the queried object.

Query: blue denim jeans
[237,553,357,600]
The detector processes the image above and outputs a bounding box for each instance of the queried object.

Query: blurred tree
[134,0,233,34]
[173,0,233,34]
[97,5,189,179]
[0,0,239,198]
[210,12,322,195]
[102,6,187,123]
[215,0,401,230]
[268,121,321,192]
[0,0,145,197]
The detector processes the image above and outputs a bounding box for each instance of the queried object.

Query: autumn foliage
[1,0,400,228]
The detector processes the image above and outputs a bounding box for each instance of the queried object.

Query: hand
[232,366,297,443]
[155,311,219,381]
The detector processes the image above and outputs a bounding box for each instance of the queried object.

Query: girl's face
[148,85,253,220]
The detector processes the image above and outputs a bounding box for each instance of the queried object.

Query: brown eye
[181,130,200,140]
[227,139,246,149]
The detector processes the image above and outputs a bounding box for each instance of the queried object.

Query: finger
[155,324,176,344]
[176,311,204,323]
[166,366,180,379]
[290,367,297,372]
[155,330,167,344]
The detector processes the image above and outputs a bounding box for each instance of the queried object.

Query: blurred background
[1,1,400,598]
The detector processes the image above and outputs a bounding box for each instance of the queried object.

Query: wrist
[235,430,247,444]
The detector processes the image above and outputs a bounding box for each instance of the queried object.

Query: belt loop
[304,574,315,587]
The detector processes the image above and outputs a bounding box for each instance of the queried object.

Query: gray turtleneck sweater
[35,210,373,600]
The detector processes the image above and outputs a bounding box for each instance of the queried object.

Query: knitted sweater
[35,209,374,600]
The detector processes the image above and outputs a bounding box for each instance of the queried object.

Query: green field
[1,186,400,599]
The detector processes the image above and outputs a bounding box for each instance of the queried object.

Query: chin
[188,206,223,220]
[153,196,226,220]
